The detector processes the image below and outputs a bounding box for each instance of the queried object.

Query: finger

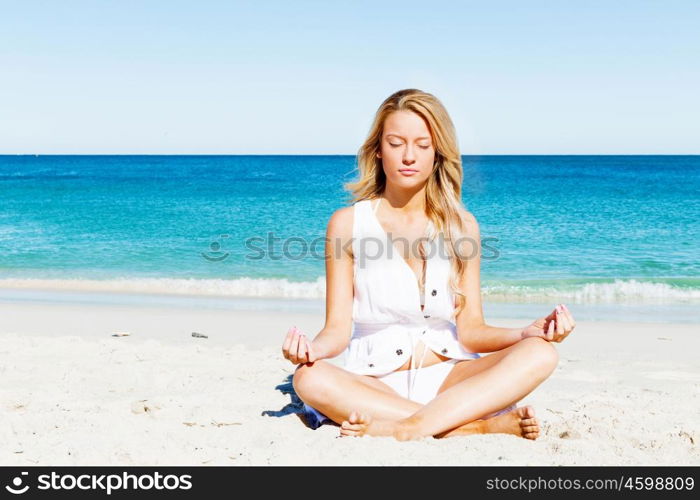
[543,307,557,332]
[545,317,555,341]
[556,309,565,338]
[562,304,576,329]
[554,315,565,342]
[558,312,572,334]
[282,339,292,359]
[289,331,301,363]
[562,311,575,331]
[296,335,309,363]
[295,334,307,363]
[542,317,552,335]
[282,327,295,355]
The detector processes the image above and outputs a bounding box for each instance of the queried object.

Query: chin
[391,175,427,186]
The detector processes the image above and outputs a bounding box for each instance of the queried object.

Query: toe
[521,417,538,426]
[341,418,362,427]
[342,423,364,432]
[521,405,536,419]
[523,427,540,438]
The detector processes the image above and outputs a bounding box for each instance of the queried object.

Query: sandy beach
[0,295,697,466]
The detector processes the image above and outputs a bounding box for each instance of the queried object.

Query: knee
[292,361,328,400]
[520,336,559,374]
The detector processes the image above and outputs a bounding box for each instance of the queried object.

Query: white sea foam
[0,277,327,299]
[0,277,697,303]
[482,279,700,303]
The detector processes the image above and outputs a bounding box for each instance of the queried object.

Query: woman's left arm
[454,210,575,353]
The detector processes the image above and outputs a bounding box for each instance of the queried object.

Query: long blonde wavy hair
[344,88,472,319]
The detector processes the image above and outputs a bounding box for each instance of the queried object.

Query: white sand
[0,299,698,465]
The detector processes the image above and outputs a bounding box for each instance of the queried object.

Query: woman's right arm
[309,206,355,360]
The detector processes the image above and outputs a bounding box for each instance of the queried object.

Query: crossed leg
[293,336,558,440]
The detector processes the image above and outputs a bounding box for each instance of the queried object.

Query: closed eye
[389,144,431,149]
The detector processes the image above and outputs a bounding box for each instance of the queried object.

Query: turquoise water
[0,155,698,314]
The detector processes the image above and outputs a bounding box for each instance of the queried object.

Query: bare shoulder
[326,205,355,258]
[455,206,480,237]
[326,205,354,238]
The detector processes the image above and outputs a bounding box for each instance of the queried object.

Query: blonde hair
[344,88,472,318]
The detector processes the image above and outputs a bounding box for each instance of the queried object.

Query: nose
[403,144,416,165]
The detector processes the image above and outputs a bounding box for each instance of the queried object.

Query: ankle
[476,418,492,433]
[393,416,426,440]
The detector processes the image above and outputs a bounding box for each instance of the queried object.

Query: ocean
[1,155,698,322]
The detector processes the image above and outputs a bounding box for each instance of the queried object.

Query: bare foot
[339,411,423,440]
[432,405,541,439]
[437,405,540,439]
[340,406,540,441]
[485,405,540,439]
[339,411,391,438]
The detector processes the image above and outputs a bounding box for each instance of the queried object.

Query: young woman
[282,89,575,441]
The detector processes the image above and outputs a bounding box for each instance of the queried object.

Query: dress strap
[373,197,382,214]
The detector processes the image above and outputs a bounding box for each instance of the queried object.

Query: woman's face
[378,110,435,188]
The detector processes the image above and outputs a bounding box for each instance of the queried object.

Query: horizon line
[1,153,698,157]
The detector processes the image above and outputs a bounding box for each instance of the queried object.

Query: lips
[399,169,418,173]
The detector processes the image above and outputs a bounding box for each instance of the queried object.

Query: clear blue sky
[1,0,698,154]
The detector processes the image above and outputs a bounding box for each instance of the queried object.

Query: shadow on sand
[261,374,336,430]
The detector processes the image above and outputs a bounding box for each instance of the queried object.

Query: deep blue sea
[1,155,698,321]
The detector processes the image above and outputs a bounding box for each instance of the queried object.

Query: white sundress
[343,198,481,381]
[301,198,485,426]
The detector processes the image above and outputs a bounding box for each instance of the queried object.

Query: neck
[381,184,427,215]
